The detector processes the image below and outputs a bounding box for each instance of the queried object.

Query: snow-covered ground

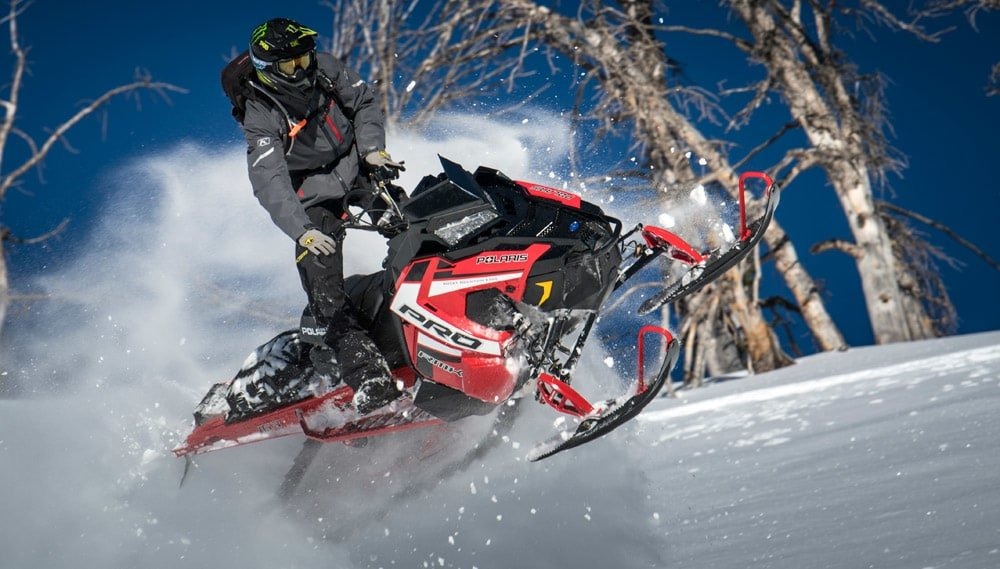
[2,126,998,569]
[3,328,998,569]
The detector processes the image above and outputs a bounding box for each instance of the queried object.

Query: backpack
[221,50,256,124]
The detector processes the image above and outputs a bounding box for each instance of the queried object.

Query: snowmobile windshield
[401,180,487,220]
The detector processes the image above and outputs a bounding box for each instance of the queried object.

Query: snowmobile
[173,157,778,462]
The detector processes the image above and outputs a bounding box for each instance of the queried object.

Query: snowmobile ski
[529,326,680,461]
[629,172,781,315]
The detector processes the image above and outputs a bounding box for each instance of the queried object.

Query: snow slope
[3,328,997,569]
[637,332,1000,569]
[2,123,998,568]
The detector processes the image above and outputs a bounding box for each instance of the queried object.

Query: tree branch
[858,0,952,42]
[0,73,187,200]
[811,238,865,259]
[660,24,754,53]
[730,121,800,171]
[0,0,30,181]
[879,201,1000,271]
[2,217,69,245]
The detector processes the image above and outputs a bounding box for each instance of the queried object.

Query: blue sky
[4,1,998,349]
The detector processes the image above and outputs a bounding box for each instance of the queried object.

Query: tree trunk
[726,265,794,372]
[684,284,744,378]
[502,1,798,369]
[828,162,912,343]
[728,0,933,344]
[763,222,847,351]
[0,238,7,338]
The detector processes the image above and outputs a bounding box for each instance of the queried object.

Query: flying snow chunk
[658,212,676,228]
[604,357,615,368]
[721,223,736,243]
[406,80,417,93]
[689,184,707,206]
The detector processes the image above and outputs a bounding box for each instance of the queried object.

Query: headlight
[432,209,499,245]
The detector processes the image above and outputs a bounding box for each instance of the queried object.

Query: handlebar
[340,179,410,236]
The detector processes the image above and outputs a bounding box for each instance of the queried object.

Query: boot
[308,344,340,380]
[352,372,403,415]
[332,328,402,414]
[337,330,403,415]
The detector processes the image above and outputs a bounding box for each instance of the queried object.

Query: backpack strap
[246,69,345,156]
[248,81,300,155]
[315,70,343,111]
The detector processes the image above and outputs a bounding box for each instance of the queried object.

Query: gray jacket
[242,53,386,240]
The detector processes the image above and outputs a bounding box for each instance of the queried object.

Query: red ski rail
[738,171,775,240]
[172,379,440,457]
[528,326,680,461]
[299,408,442,443]
[535,324,677,419]
[638,325,675,393]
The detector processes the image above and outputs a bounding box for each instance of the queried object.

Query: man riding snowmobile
[239,17,405,414]
[174,157,780,462]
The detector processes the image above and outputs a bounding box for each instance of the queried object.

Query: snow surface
[2,116,999,569]
[3,330,998,569]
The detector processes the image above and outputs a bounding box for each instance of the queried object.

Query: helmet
[249,18,319,97]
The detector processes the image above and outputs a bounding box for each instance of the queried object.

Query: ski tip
[179,456,195,488]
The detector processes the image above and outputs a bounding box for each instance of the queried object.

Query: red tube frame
[638,325,674,393]
[738,171,775,240]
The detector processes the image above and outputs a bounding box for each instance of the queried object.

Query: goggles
[275,51,314,78]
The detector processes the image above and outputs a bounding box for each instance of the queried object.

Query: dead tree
[717,0,974,344]
[0,0,185,336]
[496,0,833,377]
[323,0,545,128]
[324,0,856,380]
[930,0,999,94]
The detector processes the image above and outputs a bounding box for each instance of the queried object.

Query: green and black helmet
[249,18,319,95]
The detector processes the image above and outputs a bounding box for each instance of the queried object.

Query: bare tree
[492,0,853,378]
[323,0,544,128]
[327,2,995,381]
[0,0,185,336]
[713,0,985,344]
[322,0,851,380]
[947,0,1000,95]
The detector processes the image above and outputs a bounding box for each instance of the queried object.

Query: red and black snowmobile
[173,157,778,462]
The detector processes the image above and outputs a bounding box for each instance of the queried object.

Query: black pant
[296,202,387,389]
[296,203,349,332]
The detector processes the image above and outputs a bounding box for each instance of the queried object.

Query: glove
[297,228,337,256]
[364,149,405,182]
